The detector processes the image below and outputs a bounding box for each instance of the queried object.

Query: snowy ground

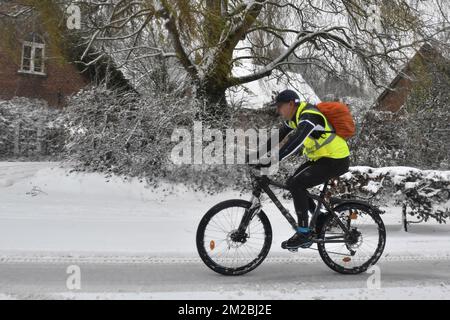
[0,162,449,300]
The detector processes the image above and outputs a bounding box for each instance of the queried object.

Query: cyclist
[254,89,350,250]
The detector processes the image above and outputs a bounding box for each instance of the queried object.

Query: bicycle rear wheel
[196,199,272,276]
[317,203,386,274]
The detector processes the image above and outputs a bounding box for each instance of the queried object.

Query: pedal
[299,241,313,249]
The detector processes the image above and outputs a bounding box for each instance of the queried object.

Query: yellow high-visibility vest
[287,102,350,161]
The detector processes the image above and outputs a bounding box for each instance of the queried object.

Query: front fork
[237,194,262,234]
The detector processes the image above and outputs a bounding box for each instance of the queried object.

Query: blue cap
[270,90,300,107]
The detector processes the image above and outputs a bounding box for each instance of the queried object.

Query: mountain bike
[196,165,386,275]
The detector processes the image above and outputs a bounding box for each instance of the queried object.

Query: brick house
[0,0,133,108]
[374,43,449,112]
[354,43,449,169]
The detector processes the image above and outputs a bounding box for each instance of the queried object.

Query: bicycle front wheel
[196,199,272,276]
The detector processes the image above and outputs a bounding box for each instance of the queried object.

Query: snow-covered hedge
[0,98,65,160]
[61,89,449,224]
[63,88,186,177]
[62,88,253,192]
[334,167,450,224]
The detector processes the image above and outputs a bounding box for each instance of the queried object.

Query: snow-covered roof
[375,43,449,112]
[226,61,320,109]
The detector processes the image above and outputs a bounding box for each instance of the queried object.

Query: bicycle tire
[317,202,386,275]
[196,199,272,276]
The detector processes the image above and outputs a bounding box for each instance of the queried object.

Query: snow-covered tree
[27,0,448,119]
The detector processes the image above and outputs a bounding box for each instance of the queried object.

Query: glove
[253,162,271,169]
[249,155,272,169]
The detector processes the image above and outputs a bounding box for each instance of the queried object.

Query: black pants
[286,156,350,228]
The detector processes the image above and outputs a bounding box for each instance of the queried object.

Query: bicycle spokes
[204,206,267,268]
[320,206,385,270]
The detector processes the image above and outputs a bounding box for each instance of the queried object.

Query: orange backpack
[315,102,356,140]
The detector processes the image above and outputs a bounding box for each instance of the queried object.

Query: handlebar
[247,164,288,190]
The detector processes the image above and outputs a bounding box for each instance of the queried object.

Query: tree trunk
[195,82,231,124]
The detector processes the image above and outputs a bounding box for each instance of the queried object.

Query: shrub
[0,97,65,160]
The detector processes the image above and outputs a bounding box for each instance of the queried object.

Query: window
[19,33,46,75]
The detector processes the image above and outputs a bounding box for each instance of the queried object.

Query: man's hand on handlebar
[246,152,272,169]
[248,162,271,169]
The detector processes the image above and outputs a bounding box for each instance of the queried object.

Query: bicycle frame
[237,170,352,244]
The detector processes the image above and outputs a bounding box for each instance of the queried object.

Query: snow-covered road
[1,256,449,299]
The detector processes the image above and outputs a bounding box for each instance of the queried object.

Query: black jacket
[262,106,326,161]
